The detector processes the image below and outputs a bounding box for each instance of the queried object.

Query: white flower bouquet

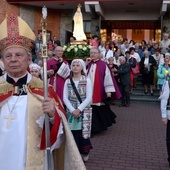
[63,44,92,59]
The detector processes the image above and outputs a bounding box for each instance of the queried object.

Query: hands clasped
[72,109,81,118]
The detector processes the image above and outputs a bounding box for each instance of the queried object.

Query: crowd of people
[50,34,169,97]
[2,13,170,169]
[11,32,170,101]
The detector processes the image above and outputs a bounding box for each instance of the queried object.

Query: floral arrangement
[63,44,92,59]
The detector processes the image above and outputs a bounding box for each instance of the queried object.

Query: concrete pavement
[85,102,169,170]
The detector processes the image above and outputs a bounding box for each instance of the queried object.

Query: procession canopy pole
[41,6,53,170]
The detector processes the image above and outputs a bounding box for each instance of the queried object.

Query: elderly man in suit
[117,56,131,107]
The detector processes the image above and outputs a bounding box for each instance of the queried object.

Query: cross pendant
[4,114,15,128]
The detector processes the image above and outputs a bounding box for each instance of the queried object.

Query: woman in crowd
[129,47,141,88]
[109,41,117,52]
[134,43,142,58]
[151,42,159,55]
[108,56,119,84]
[141,46,152,58]
[140,40,147,50]
[63,59,92,162]
[98,41,106,53]
[129,39,135,48]
[157,54,170,92]
[113,48,123,66]
[115,47,124,57]
[140,50,157,95]
[90,35,99,47]
[125,51,137,94]
[47,39,54,51]
[101,43,113,61]
[107,56,122,104]
[152,49,164,89]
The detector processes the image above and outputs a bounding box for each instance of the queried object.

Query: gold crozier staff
[41,6,53,170]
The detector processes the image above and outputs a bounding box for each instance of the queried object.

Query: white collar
[4,72,32,84]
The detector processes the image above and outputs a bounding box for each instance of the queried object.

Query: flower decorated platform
[63,44,92,60]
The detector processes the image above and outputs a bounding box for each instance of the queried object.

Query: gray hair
[119,56,126,62]
[135,43,139,47]
[143,50,149,55]
[90,46,100,53]
[164,33,169,37]
[165,53,170,60]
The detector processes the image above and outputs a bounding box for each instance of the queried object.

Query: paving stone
[85,102,169,170]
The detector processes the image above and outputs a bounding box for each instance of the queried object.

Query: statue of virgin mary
[73,4,87,41]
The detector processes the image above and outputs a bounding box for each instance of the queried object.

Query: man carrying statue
[0,14,86,170]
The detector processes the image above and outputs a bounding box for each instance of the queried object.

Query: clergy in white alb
[0,14,86,170]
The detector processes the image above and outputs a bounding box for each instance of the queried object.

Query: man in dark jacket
[117,56,131,107]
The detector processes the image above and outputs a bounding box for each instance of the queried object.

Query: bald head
[54,46,63,58]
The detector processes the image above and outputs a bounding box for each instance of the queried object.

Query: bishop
[0,14,86,170]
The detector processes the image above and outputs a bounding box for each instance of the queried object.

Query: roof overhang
[7,0,164,21]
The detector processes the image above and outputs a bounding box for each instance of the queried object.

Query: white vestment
[87,62,115,106]
[0,96,28,170]
[0,73,87,170]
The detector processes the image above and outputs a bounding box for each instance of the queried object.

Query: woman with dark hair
[140,50,157,95]
[90,35,99,47]
[109,41,117,52]
[129,47,141,88]
[125,50,137,93]
[101,43,114,61]
[53,40,61,51]
[140,40,147,49]
[108,56,119,84]
[129,39,135,48]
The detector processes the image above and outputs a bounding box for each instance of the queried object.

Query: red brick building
[1,0,170,44]
[0,0,61,40]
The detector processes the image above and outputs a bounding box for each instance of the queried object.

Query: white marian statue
[73,4,87,41]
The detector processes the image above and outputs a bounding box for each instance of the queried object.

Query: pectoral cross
[4,114,15,128]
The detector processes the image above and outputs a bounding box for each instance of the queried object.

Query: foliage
[63,44,92,59]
